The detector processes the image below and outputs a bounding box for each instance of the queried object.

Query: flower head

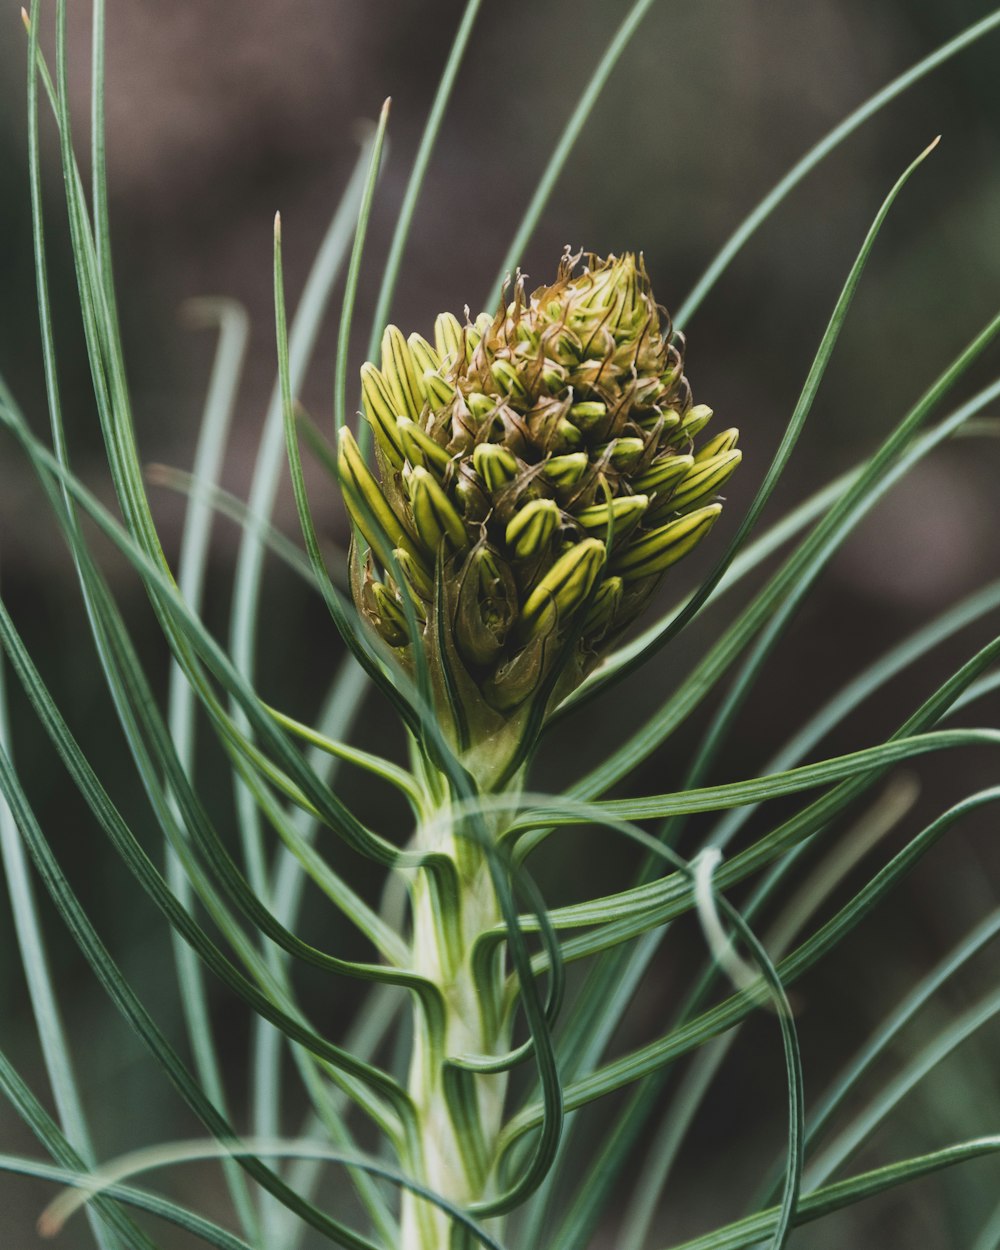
[339,250,740,784]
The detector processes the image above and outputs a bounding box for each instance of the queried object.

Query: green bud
[638,406,681,432]
[473,442,519,492]
[634,453,694,494]
[695,427,739,461]
[680,403,713,437]
[466,312,494,359]
[597,437,645,470]
[541,359,568,389]
[467,392,497,421]
[434,312,465,369]
[407,332,442,379]
[669,449,742,511]
[582,574,623,639]
[360,362,406,468]
[491,358,527,399]
[541,452,588,488]
[455,545,518,666]
[423,370,456,409]
[394,547,434,601]
[576,493,648,540]
[338,427,422,567]
[614,504,722,581]
[521,537,605,638]
[364,580,411,647]
[506,498,560,559]
[397,417,452,474]
[406,465,469,553]
[381,325,424,421]
[345,251,739,784]
[568,401,607,431]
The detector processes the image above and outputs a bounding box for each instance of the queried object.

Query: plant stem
[401,791,511,1250]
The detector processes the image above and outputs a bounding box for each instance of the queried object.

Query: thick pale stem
[400,803,510,1250]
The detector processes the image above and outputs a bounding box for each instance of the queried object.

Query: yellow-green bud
[597,437,645,470]
[406,465,469,553]
[380,325,424,421]
[569,401,607,432]
[473,442,519,492]
[342,251,739,784]
[582,574,623,639]
[542,452,588,488]
[695,427,740,461]
[397,417,452,475]
[394,547,434,601]
[362,578,410,647]
[634,453,694,494]
[491,358,527,399]
[434,311,465,369]
[669,449,742,511]
[576,494,649,541]
[338,427,422,567]
[680,403,713,437]
[521,538,605,639]
[407,332,441,379]
[614,504,722,580]
[506,499,560,559]
[360,362,406,468]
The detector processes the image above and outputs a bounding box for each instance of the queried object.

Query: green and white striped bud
[338,250,740,785]
[614,504,723,580]
[406,465,468,553]
[521,538,606,639]
[506,499,560,559]
[669,450,742,512]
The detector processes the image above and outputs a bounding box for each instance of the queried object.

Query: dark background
[1,2,999,1246]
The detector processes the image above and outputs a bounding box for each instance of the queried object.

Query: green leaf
[675,8,1000,328]
[559,137,940,718]
[658,1137,1000,1250]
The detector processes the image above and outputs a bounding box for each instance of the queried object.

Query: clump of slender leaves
[2,3,1000,1249]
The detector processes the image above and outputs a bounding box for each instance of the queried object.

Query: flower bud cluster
[338,250,740,775]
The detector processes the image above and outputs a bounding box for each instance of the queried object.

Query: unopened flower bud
[669,450,742,512]
[506,498,560,559]
[407,465,469,553]
[615,504,722,581]
[473,442,519,492]
[521,538,605,639]
[381,325,424,421]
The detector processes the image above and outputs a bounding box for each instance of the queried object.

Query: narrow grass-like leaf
[335,99,390,440]
[658,1137,1000,1250]
[265,703,424,811]
[756,906,1000,1207]
[0,739,390,1250]
[37,1138,509,1250]
[803,984,1000,1192]
[512,729,1000,835]
[572,345,1000,801]
[496,786,1000,1143]
[489,0,658,298]
[0,1158,246,1250]
[560,137,939,716]
[148,465,329,587]
[366,0,483,360]
[0,647,126,1250]
[675,8,1000,327]
[164,297,260,1243]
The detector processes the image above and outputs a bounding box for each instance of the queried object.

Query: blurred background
[1,1,999,1246]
